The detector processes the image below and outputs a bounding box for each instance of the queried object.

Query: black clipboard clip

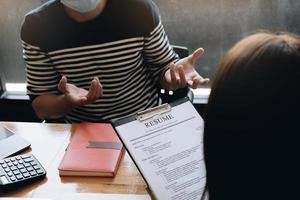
[136,103,171,122]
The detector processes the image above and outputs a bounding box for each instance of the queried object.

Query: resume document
[115,100,206,200]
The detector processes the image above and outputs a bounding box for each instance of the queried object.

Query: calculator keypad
[0,154,46,185]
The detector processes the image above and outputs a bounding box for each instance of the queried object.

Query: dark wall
[1,0,300,84]
[154,0,300,83]
[0,0,45,83]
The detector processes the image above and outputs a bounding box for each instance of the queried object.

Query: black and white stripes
[23,21,179,122]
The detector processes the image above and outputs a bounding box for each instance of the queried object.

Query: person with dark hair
[204,32,300,200]
[21,0,209,123]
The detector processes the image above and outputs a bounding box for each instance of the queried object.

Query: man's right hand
[58,76,103,107]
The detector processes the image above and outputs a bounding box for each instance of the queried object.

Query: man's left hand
[163,48,209,90]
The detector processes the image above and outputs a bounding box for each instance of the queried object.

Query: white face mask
[61,0,101,13]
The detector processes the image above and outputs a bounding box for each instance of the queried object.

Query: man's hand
[163,48,209,90]
[58,76,103,107]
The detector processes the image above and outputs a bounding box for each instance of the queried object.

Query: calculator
[0,154,46,191]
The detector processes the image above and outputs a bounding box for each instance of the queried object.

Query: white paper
[115,101,206,200]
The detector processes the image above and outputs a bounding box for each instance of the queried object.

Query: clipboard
[112,97,206,200]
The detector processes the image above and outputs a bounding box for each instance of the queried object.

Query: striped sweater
[21,0,178,122]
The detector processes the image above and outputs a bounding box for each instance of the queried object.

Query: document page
[115,101,206,200]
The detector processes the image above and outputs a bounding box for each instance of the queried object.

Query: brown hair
[207,32,300,117]
[204,32,300,200]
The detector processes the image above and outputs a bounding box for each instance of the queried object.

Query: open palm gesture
[164,48,209,90]
[58,76,103,107]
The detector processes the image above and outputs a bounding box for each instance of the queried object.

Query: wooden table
[0,122,147,198]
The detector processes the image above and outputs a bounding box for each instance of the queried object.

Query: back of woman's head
[204,32,300,200]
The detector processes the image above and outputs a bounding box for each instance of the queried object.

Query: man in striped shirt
[21,0,209,123]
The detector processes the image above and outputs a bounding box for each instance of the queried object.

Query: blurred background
[1,0,300,87]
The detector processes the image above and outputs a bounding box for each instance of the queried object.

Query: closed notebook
[58,122,124,177]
